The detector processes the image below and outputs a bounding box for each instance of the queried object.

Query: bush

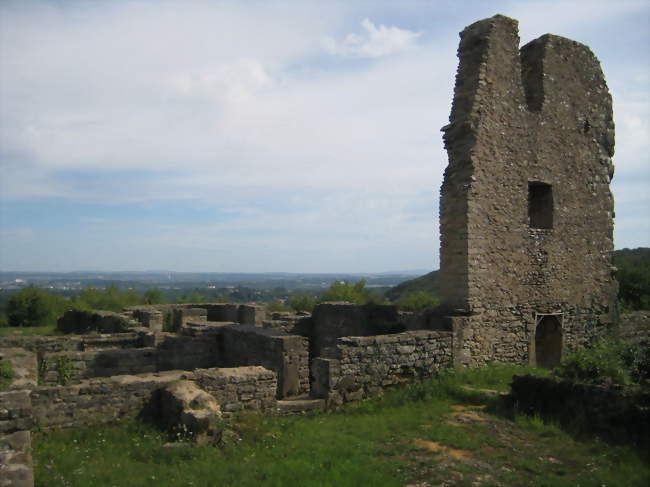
[320,280,369,304]
[71,285,142,312]
[6,287,65,327]
[394,291,440,311]
[289,294,316,313]
[266,300,290,313]
[0,359,14,391]
[144,288,166,305]
[621,339,650,384]
[554,339,649,386]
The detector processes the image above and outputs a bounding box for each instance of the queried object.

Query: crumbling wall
[124,303,266,329]
[221,325,309,398]
[29,367,277,431]
[38,333,222,386]
[312,330,453,405]
[0,390,34,487]
[57,310,138,334]
[310,303,407,357]
[440,15,617,366]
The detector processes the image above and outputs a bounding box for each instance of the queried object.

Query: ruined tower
[440,15,617,367]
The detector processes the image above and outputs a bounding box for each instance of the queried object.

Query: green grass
[0,324,60,337]
[33,364,649,487]
[0,359,14,390]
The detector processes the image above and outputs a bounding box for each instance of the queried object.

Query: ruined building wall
[440,15,617,366]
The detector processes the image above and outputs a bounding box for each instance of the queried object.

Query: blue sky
[0,0,648,273]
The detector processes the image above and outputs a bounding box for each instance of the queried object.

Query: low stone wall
[0,390,34,487]
[312,330,453,405]
[0,333,143,355]
[221,325,309,398]
[0,349,37,391]
[124,303,266,328]
[194,366,277,412]
[30,366,277,431]
[310,303,407,358]
[173,308,207,331]
[127,307,164,331]
[618,311,650,344]
[57,310,138,334]
[39,348,158,385]
[38,334,221,385]
[511,375,650,452]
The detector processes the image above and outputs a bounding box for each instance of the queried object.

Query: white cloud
[323,18,421,58]
[0,0,647,272]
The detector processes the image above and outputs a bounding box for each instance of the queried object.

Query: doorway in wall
[535,314,563,368]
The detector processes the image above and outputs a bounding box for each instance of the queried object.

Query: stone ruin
[439,15,617,368]
[2,14,642,487]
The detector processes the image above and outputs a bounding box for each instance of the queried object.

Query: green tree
[71,285,142,312]
[395,291,440,312]
[143,288,166,305]
[289,294,316,313]
[6,287,64,327]
[320,280,369,304]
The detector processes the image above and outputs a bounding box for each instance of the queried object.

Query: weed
[55,356,74,385]
[0,359,14,390]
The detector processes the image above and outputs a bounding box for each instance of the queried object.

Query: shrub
[553,339,650,386]
[6,287,65,327]
[394,291,440,311]
[0,359,14,390]
[289,294,316,313]
[266,300,290,313]
[320,280,369,304]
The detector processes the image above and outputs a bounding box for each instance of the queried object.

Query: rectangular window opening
[528,182,553,229]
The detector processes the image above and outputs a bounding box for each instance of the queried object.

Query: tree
[395,291,440,312]
[320,280,369,304]
[144,288,166,305]
[6,287,61,327]
[289,294,316,313]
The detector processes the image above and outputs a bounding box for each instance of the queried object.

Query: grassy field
[0,324,59,337]
[34,364,649,487]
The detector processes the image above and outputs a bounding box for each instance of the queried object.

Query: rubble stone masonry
[439,15,617,366]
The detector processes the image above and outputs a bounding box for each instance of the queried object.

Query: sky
[0,0,648,273]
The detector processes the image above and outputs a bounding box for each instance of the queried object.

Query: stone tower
[439,15,617,367]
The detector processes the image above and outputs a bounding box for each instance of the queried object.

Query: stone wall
[57,310,139,334]
[0,390,34,487]
[124,303,266,328]
[194,366,277,412]
[618,311,650,344]
[310,303,407,357]
[29,367,277,431]
[0,333,143,355]
[38,334,221,385]
[439,15,617,366]
[221,325,309,398]
[312,330,453,405]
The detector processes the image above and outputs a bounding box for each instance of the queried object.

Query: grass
[0,324,60,337]
[0,359,14,390]
[33,364,649,487]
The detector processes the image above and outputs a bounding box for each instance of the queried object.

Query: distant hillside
[386,248,650,309]
[385,270,439,301]
[613,247,650,268]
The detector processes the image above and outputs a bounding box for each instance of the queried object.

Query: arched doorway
[535,315,562,368]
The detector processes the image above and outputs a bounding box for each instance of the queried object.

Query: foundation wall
[28,367,277,431]
[312,330,453,405]
[221,325,309,398]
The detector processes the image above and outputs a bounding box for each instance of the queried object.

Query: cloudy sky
[0,0,648,273]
